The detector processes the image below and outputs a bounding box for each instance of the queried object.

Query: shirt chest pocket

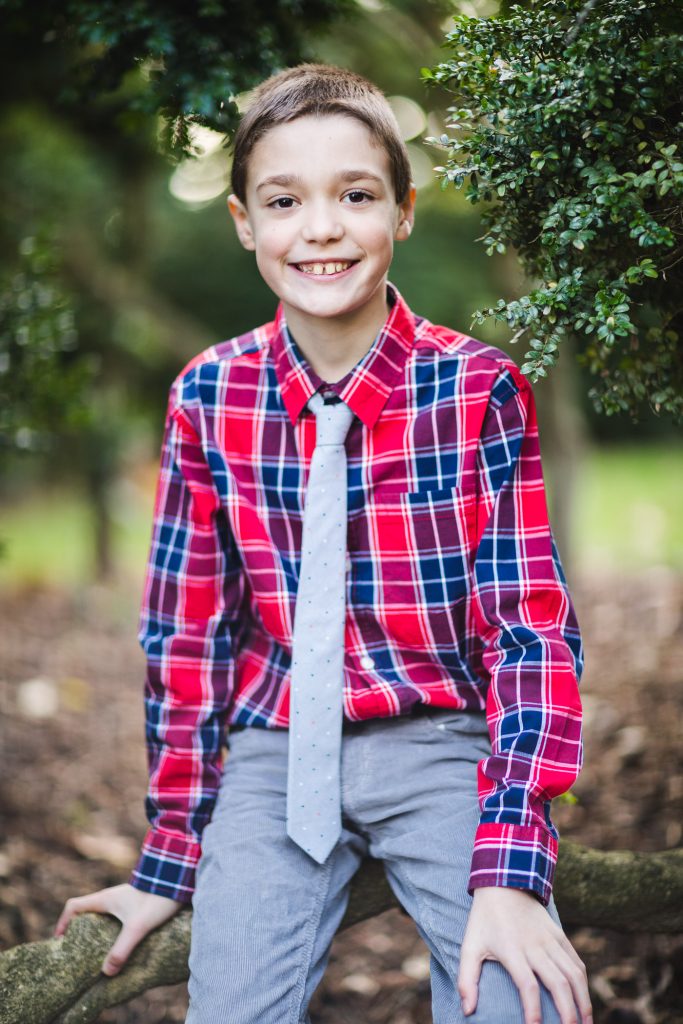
[349,485,476,615]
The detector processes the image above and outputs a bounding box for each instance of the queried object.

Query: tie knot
[306,391,354,446]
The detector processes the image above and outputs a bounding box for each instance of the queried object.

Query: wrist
[471,885,537,904]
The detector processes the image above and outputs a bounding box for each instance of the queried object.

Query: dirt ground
[1,567,682,1023]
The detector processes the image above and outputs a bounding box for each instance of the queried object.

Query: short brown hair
[230,63,412,205]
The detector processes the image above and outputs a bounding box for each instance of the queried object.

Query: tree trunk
[534,336,588,580]
[1,841,682,1024]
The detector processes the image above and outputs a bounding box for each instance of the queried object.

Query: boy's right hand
[54,883,182,976]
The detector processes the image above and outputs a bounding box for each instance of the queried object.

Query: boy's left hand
[458,886,592,1024]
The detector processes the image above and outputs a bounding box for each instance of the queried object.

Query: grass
[0,443,681,589]
[572,443,683,573]
[0,478,153,590]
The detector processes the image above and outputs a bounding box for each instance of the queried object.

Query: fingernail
[462,1001,471,1016]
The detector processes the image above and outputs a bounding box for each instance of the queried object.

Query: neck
[284,282,390,383]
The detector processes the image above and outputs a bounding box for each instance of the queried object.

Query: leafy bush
[424,0,682,419]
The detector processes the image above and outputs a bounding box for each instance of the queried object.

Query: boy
[56,64,591,1024]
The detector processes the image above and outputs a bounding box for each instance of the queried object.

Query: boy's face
[227,114,415,330]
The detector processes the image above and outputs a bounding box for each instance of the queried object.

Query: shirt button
[360,655,375,670]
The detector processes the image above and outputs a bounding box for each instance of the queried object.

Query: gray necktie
[286,390,355,863]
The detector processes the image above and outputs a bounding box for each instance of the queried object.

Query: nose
[300,199,343,245]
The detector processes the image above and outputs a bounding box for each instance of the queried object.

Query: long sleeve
[467,365,584,905]
[129,387,245,903]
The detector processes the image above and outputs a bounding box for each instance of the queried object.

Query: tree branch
[1,842,682,1024]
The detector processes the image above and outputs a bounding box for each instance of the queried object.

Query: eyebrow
[255,170,386,192]
[338,170,385,185]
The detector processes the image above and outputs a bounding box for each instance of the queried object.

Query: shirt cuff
[468,822,558,906]
[128,827,202,904]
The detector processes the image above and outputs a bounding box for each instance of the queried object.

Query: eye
[268,196,297,210]
[344,189,373,204]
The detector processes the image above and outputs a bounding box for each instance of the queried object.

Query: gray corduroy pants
[186,708,564,1024]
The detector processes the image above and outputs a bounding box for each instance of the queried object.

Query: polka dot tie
[286,390,355,863]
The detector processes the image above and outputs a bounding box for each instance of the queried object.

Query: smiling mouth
[292,260,358,276]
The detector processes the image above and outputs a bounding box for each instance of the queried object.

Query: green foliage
[425,0,683,420]
[0,0,356,162]
[0,233,94,457]
[0,0,355,457]
[0,105,143,462]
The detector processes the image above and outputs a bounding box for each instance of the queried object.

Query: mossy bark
[1,842,682,1024]
[554,840,683,933]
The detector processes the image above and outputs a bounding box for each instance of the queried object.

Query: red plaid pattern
[130,283,583,905]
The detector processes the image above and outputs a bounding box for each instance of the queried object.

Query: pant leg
[343,710,564,1024]
[186,726,367,1024]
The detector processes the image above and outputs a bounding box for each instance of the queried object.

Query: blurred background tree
[0,0,357,575]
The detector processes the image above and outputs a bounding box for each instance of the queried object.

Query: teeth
[297,261,352,275]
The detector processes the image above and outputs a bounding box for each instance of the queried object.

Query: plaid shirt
[130,282,583,906]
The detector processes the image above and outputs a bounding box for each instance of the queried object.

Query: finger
[54,892,109,936]
[537,916,590,1008]
[557,929,590,974]
[545,941,592,1023]
[457,941,484,1016]
[101,922,146,977]
[531,952,579,1024]
[505,958,542,1024]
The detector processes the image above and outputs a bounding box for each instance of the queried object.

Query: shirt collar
[269,281,416,430]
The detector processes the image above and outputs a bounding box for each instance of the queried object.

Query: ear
[227,194,256,251]
[394,183,417,242]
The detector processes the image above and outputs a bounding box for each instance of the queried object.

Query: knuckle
[571,963,586,984]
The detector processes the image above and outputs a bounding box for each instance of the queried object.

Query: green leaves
[425,0,683,420]
[0,232,94,454]
[13,0,356,162]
